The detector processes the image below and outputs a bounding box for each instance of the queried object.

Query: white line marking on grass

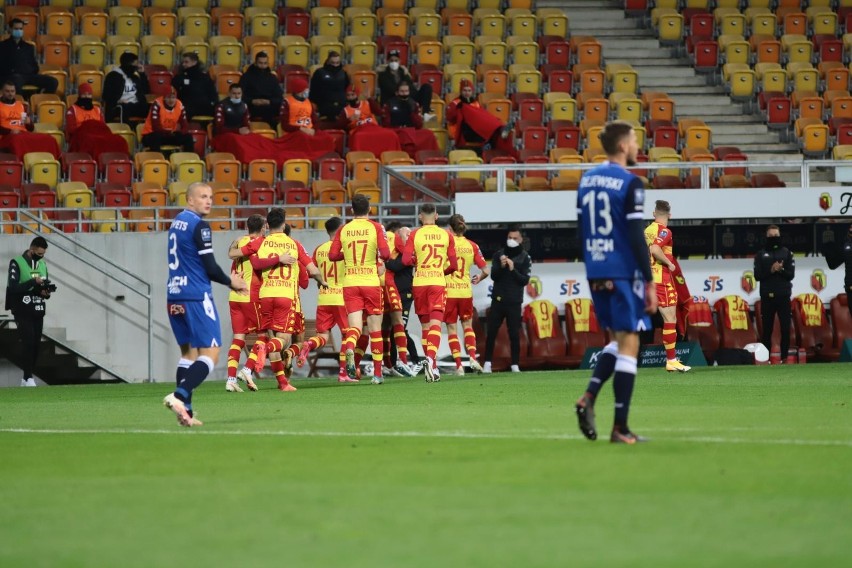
[2,428,852,448]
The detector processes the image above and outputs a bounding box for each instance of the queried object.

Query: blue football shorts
[167,292,222,348]
[589,277,651,333]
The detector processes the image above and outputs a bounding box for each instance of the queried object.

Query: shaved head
[186,183,213,217]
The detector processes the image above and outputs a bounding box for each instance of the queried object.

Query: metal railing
[11,211,154,383]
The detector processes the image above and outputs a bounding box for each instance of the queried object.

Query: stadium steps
[0,320,127,385]
[557,0,811,172]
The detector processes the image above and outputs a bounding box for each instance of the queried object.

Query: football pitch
[1,365,850,568]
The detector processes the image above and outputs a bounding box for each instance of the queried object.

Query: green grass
[1,365,851,568]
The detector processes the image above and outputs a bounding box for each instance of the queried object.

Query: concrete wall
[1,229,330,383]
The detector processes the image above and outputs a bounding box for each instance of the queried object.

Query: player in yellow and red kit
[224,213,266,392]
[328,194,391,384]
[444,214,489,376]
[237,208,326,391]
[644,199,690,373]
[294,217,357,382]
[401,203,458,382]
[380,222,417,378]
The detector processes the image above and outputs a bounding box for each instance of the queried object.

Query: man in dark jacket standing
[172,52,218,122]
[309,51,349,125]
[103,52,149,123]
[483,225,532,373]
[0,19,58,94]
[239,52,283,127]
[823,223,852,319]
[754,224,795,362]
[6,237,52,387]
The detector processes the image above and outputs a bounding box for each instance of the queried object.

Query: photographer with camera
[5,237,53,387]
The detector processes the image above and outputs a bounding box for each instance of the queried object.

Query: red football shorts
[656,278,678,308]
[443,297,474,324]
[413,285,446,317]
[286,310,304,335]
[229,301,261,334]
[383,281,403,313]
[316,304,348,333]
[260,297,294,333]
[343,286,383,316]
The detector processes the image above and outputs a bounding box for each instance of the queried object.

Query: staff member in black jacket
[5,237,54,387]
[0,19,58,94]
[385,222,422,372]
[103,52,149,123]
[239,52,283,127]
[754,224,795,362]
[172,52,218,122]
[483,225,532,373]
[823,223,852,318]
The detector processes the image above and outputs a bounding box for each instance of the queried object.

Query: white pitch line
[1,428,852,448]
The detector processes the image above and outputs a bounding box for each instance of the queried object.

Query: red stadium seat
[99,153,134,187]
[275,179,307,201]
[318,157,346,183]
[0,153,23,189]
[792,294,838,362]
[686,297,720,363]
[714,295,758,349]
[240,180,272,201]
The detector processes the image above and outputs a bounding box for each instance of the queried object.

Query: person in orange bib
[65,82,129,160]
[644,200,691,373]
[339,84,404,156]
[328,194,391,384]
[141,87,194,152]
[278,76,337,155]
[446,79,513,156]
[401,203,458,382]
[0,80,60,159]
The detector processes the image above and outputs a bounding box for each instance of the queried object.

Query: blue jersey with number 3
[577,162,645,280]
[167,209,215,301]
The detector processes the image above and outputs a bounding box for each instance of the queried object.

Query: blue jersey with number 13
[167,209,215,301]
[577,162,645,280]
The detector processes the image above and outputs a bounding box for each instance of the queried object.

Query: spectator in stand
[141,87,194,152]
[310,51,350,126]
[65,83,128,159]
[446,79,512,155]
[0,19,58,95]
[382,83,439,158]
[377,49,433,120]
[239,52,283,128]
[103,52,149,124]
[279,77,319,135]
[213,83,250,136]
[0,81,60,159]
[337,84,380,129]
[172,52,218,122]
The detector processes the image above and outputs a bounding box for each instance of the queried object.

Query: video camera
[37,279,58,294]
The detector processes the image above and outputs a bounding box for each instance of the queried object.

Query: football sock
[355,332,369,366]
[271,359,289,388]
[266,337,285,355]
[612,354,638,432]
[426,324,442,360]
[586,343,618,398]
[175,356,214,405]
[342,327,360,353]
[392,323,409,364]
[463,328,477,360]
[227,338,245,379]
[370,330,384,377]
[175,358,192,387]
[663,322,677,360]
[382,334,392,369]
[448,332,462,368]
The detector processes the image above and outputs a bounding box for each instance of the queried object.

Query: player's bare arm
[649,244,675,271]
[305,261,329,288]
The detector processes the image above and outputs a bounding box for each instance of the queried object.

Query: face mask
[388,61,400,71]
[398,95,409,101]
[766,236,781,249]
[1,96,15,104]
[327,62,341,69]
[11,29,23,39]
[229,97,241,104]
[348,99,359,107]
[506,238,520,249]
[78,98,93,110]
[461,96,473,103]
[30,253,43,262]
[121,64,137,75]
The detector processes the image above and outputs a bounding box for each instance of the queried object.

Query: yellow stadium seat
[249,12,277,39]
[107,122,136,151]
[168,181,188,204]
[507,36,539,66]
[108,35,141,63]
[136,152,170,186]
[79,11,109,40]
[211,36,243,68]
[346,38,378,67]
[183,13,211,39]
[169,152,206,184]
[283,158,312,186]
[444,36,476,67]
[248,159,276,185]
[73,35,107,67]
[111,8,144,39]
[509,64,541,95]
[25,153,61,190]
[657,13,684,45]
[383,13,410,38]
[310,35,344,64]
[58,181,94,211]
[799,122,830,157]
[44,9,74,40]
[278,35,310,68]
[142,35,176,67]
[476,10,505,39]
[35,98,66,129]
[812,11,838,36]
[148,12,177,41]
[316,11,345,38]
[349,158,379,185]
[206,153,242,185]
[350,13,377,39]
[175,36,209,65]
[415,39,443,67]
[476,38,508,67]
[444,64,476,95]
[415,12,442,38]
[485,98,511,124]
[613,97,642,123]
[506,9,536,38]
[90,209,126,233]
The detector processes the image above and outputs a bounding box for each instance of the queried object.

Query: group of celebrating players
[222,194,492,393]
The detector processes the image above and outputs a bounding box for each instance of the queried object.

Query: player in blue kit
[163,182,247,427]
[573,121,658,444]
